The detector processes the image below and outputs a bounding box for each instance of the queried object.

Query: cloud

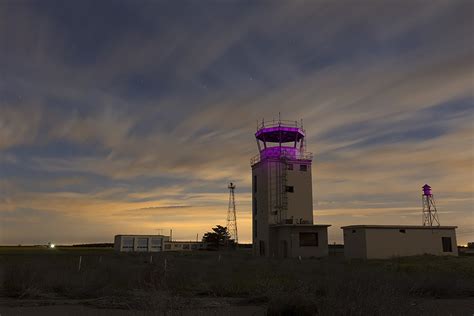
[0,1,473,244]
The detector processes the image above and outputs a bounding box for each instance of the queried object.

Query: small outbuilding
[341,225,458,259]
[114,234,170,252]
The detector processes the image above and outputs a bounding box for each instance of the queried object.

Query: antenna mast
[422,184,440,226]
[227,182,238,244]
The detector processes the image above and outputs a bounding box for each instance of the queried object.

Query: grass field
[0,246,473,315]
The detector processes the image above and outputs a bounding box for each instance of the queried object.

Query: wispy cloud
[0,0,472,244]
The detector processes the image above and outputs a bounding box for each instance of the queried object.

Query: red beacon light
[422,184,432,196]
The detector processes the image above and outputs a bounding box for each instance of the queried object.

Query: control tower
[251,118,330,258]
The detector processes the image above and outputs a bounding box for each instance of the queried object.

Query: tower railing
[257,119,303,130]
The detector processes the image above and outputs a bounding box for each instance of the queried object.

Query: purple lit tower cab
[422,184,440,227]
[251,118,330,258]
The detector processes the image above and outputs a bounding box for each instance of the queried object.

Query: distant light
[50,243,55,249]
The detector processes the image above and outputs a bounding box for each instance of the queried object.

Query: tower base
[254,224,330,258]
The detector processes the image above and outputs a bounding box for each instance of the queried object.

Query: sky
[0,1,473,245]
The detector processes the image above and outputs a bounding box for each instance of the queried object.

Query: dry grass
[0,247,473,315]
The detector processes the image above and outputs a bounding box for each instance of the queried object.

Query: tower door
[281,240,288,258]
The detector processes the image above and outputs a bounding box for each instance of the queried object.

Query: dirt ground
[0,297,473,316]
[0,297,266,316]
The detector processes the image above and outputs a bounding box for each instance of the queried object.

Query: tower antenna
[422,184,440,226]
[227,182,238,244]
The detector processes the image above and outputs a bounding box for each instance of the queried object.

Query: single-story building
[114,234,170,252]
[341,225,458,259]
[268,224,330,258]
[163,241,205,251]
[114,235,205,252]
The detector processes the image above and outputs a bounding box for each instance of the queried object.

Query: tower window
[299,232,318,247]
[285,186,294,193]
[287,164,293,170]
[254,220,257,238]
[300,164,307,171]
[442,237,452,252]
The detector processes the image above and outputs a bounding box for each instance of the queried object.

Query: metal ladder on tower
[270,160,278,221]
[279,157,288,224]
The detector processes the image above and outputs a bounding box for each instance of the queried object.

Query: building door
[442,237,452,252]
[281,240,288,258]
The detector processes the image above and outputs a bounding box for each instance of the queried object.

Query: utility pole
[227,182,238,244]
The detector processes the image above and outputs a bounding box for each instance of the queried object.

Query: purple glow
[255,126,305,142]
[249,146,313,165]
[256,126,303,135]
[251,118,313,166]
[260,146,298,159]
[422,184,432,196]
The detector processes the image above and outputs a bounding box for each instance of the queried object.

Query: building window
[183,244,190,250]
[151,238,162,249]
[123,237,134,249]
[259,240,265,256]
[137,238,148,249]
[352,230,356,233]
[253,175,257,193]
[164,244,171,250]
[300,164,307,171]
[287,164,293,170]
[254,220,257,238]
[442,237,452,252]
[253,198,257,215]
[191,244,197,250]
[399,229,406,233]
[299,232,318,247]
[286,186,294,193]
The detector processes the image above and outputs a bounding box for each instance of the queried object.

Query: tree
[202,225,233,250]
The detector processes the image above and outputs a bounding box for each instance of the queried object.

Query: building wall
[114,235,122,252]
[286,161,313,224]
[252,158,314,257]
[269,226,329,258]
[114,235,169,252]
[343,228,458,259]
[342,228,367,259]
[365,228,458,258]
[252,162,270,256]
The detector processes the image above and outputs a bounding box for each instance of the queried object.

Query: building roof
[115,234,169,237]
[164,241,203,244]
[271,224,331,228]
[340,225,457,230]
[255,126,305,142]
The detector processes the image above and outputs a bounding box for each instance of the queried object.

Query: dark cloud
[0,0,473,244]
